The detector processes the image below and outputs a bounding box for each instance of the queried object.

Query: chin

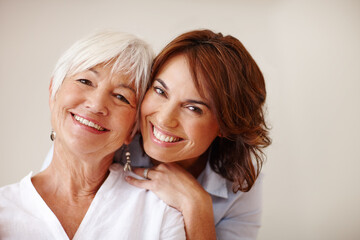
[145,149,173,163]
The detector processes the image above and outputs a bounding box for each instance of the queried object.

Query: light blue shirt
[42,135,262,239]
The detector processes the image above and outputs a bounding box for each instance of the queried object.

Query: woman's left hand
[125,162,209,212]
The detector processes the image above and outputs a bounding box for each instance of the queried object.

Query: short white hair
[50,30,154,137]
[51,30,154,100]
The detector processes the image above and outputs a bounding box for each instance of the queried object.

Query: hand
[125,162,209,212]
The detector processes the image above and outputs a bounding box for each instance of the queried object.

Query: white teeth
[74,115,105,131]
[153,126,180,143]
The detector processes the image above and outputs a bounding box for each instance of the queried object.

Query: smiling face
[140,54,220,167]
[50,64,137,159]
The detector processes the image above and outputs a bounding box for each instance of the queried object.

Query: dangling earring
[123,146,132,172]
[50,129,56,141]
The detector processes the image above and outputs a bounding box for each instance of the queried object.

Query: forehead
[156,55,214,103]
[158,54,210,98]
[156,55,195,89]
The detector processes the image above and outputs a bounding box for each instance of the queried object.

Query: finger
[133,167,152,180]
[132,167,145,177]
[125,176,153,190]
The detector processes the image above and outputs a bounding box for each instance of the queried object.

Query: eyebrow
[155,79,210,109]
[88,68,99,75]
[155,78,168,90]
[88,68,135,93]
[118,83,136,94]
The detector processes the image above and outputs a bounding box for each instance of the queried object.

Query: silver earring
[50,130,56,141]
[123,146,132,172]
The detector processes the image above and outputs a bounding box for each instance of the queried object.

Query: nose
[156,102,179,128]
[85,90,109,116]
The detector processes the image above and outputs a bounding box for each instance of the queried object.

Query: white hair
[51,30,154,136]
[51,30,154,100]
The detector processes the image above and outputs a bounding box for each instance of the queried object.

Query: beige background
[1,0,359,239]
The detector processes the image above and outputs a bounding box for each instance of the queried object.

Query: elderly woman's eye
[115,94,130,104]
[77,79,92,86]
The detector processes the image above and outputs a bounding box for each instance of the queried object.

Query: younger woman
[125,29,271,240]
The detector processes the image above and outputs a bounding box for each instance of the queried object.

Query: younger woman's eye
[153,86,166,96]
[115,94,130,104]
[187,106,203,115]
[77,79,92,86]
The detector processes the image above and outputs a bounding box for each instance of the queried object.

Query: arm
[181,191,216,240]
[125,163,216,240]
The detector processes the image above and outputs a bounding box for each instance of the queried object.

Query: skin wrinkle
[33,63,138,239]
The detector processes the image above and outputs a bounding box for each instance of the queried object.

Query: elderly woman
[0,31,185,240]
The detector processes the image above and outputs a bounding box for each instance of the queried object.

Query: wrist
[181,192,216,240]
[181,189,212,214]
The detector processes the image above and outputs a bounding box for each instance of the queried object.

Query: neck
[38,141,114,199]
[181,152,208,178]
[152,151,209,179]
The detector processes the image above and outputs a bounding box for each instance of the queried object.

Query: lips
[72,113,108,131]
[152,124,182,143]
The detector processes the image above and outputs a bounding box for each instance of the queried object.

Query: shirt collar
[197,160,228,199]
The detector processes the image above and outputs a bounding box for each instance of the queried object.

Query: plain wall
[1,0,359,239]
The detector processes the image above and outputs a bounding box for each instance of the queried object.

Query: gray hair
[51,30,154,136]
[51,30,154,100]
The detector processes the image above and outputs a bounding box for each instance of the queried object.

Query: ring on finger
[143,168,150,180]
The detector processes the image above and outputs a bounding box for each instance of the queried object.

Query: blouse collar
[197,160,229,199]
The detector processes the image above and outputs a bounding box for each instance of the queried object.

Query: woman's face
[50,64,136,158]
[140,54,219,166]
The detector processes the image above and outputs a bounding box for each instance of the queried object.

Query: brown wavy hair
[150,29,271,192]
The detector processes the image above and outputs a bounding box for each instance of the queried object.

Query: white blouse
[0,163,185,240]
[42,138,263,240]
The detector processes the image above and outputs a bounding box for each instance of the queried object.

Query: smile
[73,114,106,131]
[153,125,181,143]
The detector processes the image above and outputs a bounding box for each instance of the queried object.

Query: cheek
[141,92,156,117]
[186,119,219,145]
[115,109,137,132]
[54,84,84,108]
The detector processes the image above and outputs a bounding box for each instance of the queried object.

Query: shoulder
[0,182,20,204]
[0,174,30,206]
[225,173,263,212]
[212,173,263,240]
[0,174,31,219]
[160,205,186,239]
[200,160,263,205]
[109,163,184,213]
[103,164,185,239]
[107,164,171,205]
